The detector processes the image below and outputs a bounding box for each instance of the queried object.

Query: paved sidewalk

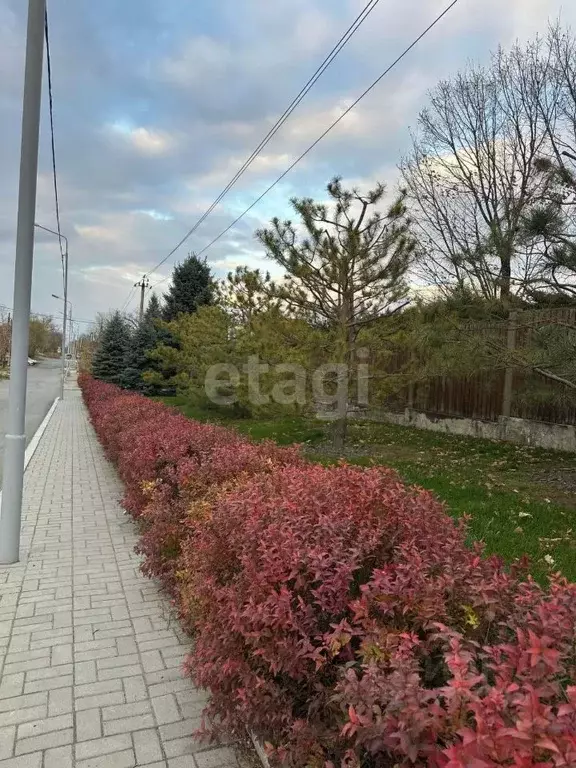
[0,386,239,768]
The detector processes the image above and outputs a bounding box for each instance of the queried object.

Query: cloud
[105,122,175,156]
[0,0,574,324]
[193,151,298,190]
[75,226,116,245]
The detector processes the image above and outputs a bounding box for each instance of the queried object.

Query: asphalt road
[0,359,61,488]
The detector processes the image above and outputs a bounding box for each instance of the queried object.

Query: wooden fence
[383,306,576,427]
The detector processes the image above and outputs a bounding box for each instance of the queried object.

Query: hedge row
[80,374,576,768]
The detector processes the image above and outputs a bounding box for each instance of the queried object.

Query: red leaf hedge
[80,375,576,768]
[79,374,300,598]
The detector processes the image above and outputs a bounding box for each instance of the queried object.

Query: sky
[0,0,574,332]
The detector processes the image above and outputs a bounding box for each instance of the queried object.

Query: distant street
[0,358,61,488]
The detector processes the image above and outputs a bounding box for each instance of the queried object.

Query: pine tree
[92,311,131,386]
[162,253,214,321]
[257,177,415,449]
[121,293,162,392]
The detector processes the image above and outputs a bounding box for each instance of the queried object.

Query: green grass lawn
[162,396,576,582]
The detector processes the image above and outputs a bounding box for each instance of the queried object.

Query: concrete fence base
[317,407,576,453]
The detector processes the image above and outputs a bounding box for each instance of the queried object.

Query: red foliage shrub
[79,374,301,597]
[80,376,576,767]
[183,463,576,768]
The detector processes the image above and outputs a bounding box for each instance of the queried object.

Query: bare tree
[521,26,576,299]
[0,309,11,368]
[256,177,416,448]
[402,37,559,302]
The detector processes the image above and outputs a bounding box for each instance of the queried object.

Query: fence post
[501,310,517,418]
[407,381,415,410]
[406,351,416,418]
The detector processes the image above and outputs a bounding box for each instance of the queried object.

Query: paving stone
[163,738,196,759]
[48,687,73,716]
[76,749,135,768]
[74,734,132,761]
[0,706,47,728]
[0,725,16,760]
[151,694,181,725]
[24,674,73,694]
[0,693,47,714]
[133,728,163,765]
[195,748,239,768]
[74,679,123,699]
[101,699,152,721]
[74,660,97,684]
[103,713,156,736]
[0,754,43,768]
[0,674,24,699]
[74,691,125,712]
[43,745,73,768]
[14,728,73,755]
[122,676,147,703]
[25,664,73,683]
[159,718,202,741]
[17,714,73,740]
[97,664,142,681]
[76,709,102,742]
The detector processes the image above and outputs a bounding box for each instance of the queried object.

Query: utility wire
[188,0,460,262]
[120,286,138,314]
[0,303,98,326]
[44,4,65,288]
[145,0,382,280]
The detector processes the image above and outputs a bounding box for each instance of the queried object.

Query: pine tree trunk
[332,410,348,452]
[331,313,353,453]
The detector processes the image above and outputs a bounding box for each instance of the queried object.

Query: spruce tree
[162,253,213,321]
[92,311,131,386]
[121,293,162,392]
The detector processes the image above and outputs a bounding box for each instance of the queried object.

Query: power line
[0,302,98,327]
[44,4,65,289]
[193,0,460,261]
[145,0,383,280]
[120,286,138,314]
[54,313,97,326]
[0,303,86,326]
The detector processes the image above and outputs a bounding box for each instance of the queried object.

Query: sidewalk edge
[250,731,271,768]
[0,396,60,507]
[24,396,60,471]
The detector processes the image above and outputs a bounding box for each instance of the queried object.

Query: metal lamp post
[0,0,47,564]
[35,224,69,400]
[51,293,71,398]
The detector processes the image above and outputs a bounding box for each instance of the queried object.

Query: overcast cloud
[0,0,574,330]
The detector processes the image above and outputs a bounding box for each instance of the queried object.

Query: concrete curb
[0,396,60,506]
[23,396,60,471]
[250,731,271,768]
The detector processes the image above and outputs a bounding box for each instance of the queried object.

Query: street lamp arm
[34,222,68,252]
[51,293,72,310]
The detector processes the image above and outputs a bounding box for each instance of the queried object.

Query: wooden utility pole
[135,276,150,321]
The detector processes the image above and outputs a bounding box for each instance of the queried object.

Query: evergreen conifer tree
[121,293,162,391]
[92,311,131,386]
[162,253,213,321]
